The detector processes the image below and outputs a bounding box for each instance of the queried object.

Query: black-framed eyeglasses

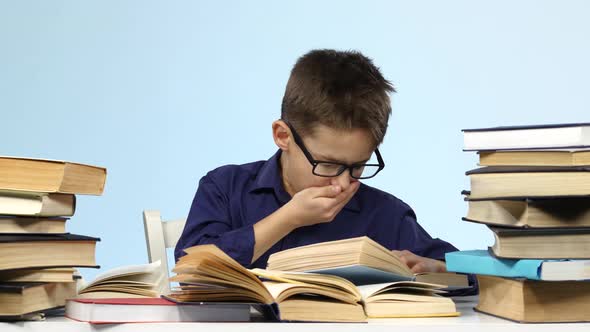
[284,121,385,179]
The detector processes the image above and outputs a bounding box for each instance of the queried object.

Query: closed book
[463,122,590,151]
[65,297,250,323]
[489,226,590,259]
[0,216,68,234]
[0,282,77,317]
[0,233,99,271]
[478,150,590,166]
[466,166,590,199]
[476,275,590,323]
[446,250,590,281]
[0,191,75,217]
[462,194,590,228]
[0,156,106,195]
[0,268,76,283]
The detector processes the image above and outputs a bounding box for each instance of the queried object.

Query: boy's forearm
[251,204,298,263]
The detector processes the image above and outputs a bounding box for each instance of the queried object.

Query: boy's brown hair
[281,49,395,147]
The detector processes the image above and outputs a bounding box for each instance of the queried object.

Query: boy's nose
[330,171,353,190]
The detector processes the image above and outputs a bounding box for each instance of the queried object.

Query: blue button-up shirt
[175,150,458,268]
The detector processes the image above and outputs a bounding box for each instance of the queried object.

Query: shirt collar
[251,150,361,212]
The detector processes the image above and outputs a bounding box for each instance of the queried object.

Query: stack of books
[167,237,468,322]
[446,123,590,323]
[0,156,105,320]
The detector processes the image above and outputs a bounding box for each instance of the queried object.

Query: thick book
[466,166,590,199]
[0,156,106,195]
[0,233,99,271]
[266,236,469,288]
[476,275,590,323]
[463,194,590,228]
[489,226,590,259]
[478,150,590,166]
[65,297,250,323]
[0,191,75,217]
[253,269,458,319]
[168,244,456,322]
[0,268,76,283]
[462,122,590,151]
[76,260,164,298]
[446,250,590,281]
[0,282,77,317]
[0,216,68,234]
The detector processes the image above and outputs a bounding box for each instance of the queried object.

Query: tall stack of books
[446,123,590,323]
[0,156,105,320]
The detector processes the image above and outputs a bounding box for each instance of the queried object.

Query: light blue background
[1,1,589,281]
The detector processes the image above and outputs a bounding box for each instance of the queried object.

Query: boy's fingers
[308,185,342,198]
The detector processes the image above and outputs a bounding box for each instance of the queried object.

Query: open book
[76,261,164,298]
[166,244,457,322]
[266,236,469,288]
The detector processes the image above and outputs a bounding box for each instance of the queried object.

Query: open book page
[261,281,359,304]
[357,281,445,301]
[88,260,161,286]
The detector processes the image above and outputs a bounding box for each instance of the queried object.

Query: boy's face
[275,121,376,195]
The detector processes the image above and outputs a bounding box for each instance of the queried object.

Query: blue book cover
[445,250,544,280]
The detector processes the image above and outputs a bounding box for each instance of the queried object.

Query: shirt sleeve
[396,207,458,261]
[174,174,255,266]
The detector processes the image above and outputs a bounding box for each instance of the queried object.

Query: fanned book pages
[0,191,75,217]
[0,282,77,318]
[489,226,590,259]
[462,123,590,151]
[0,234,99,271]
[462,194,590,228]
[266,236,469,288]
[0,156,106,195]
[76,260,164,298]
[446,250,590,281]
[167,244,456,322]
[168,244,366,322]
[476,275,590,323]
[466,166,590,199]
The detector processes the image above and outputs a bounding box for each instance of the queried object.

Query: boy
[175,49,457,273]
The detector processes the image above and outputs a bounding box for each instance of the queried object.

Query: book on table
[462,122,590,151]
[466,165,590,199]
[166,244,457,322]
[446,250,590,281]
[462,193,590,228]
[476,275,590,323]
[488,226,590,259]
[65,297,251,323]
[0,156,106,195]
[76,260,164,299]
[266,236,469,288]
[0,233,99,271]
[0,281,77,318]
[478,149,590,166]
[0,191,75,217]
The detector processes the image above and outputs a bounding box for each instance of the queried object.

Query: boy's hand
[284,182,360,228]
[391,250,447,273]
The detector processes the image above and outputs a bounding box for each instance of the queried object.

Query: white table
[2,297,589,332]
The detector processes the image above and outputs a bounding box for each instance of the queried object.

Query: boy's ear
[272,120,291,151]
